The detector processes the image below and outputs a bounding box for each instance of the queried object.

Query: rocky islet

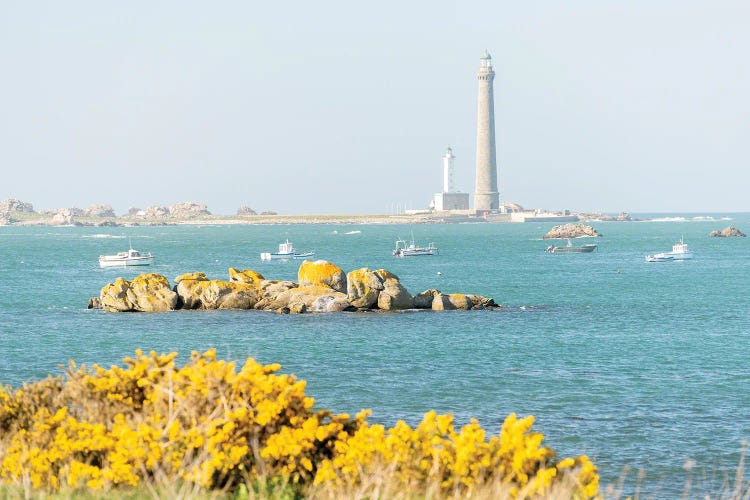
[543,223,601,239]
[708,226,746,237]
[95,259,499,314]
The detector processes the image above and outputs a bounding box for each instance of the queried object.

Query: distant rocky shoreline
[1,197,742,227]
[0,198,450,226]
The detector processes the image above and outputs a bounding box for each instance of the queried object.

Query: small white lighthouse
[442,147,455,193]
[432,147,469,211]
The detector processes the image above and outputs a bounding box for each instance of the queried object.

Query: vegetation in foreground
[0,350,600,498]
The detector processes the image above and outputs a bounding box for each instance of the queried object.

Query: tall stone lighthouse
[474,50,499,212]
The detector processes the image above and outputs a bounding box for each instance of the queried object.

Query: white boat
[99,246,154,268]
[393,238,438,257]
[645,237,693,263]
[260,240,315,261]
[546,239,597,254]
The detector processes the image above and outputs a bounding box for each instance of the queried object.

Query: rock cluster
[50,208,79,226]
[94,260,499,314]
[44,207,85,217]
[237,206,258,216]
[0,198,34,213]
[543,223,601,239]
[85,204,116,217]
[709,226,746,237]
[577,212,631,222]
[139,202,211,220]
[169,202,211,218]
[99,274,178,312]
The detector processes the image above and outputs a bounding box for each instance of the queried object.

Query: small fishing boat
[260,240,315,261]
[546,239,597,254]
[645,237,693,263]
[393,238,438,257]
[99,246,154,268]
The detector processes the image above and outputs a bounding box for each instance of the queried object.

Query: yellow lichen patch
[347,268,374,284]
[174,272,209,283]
[374,269,399,282]
[297,260,346,293]
[201,280,259,309]
[447,293,472,310]
[346,268,382,309]
[99,278,134,312]
[127,274,178,312]
[175,279,211,309]
[129,273,171,290]
[228,268,265,291]
[100,274,177,312]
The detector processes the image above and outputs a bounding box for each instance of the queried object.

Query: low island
[92,259,499,314]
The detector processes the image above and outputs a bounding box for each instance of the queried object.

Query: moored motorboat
[99,247,154,268]
[546,239,597,254]
[260,240,315,261]
[645,237,693,263]
[393,238,438,257]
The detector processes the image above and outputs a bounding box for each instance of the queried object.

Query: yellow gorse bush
[0,349,599,497]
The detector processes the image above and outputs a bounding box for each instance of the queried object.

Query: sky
[1,1,748,215]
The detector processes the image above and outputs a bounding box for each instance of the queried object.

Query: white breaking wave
[648,215,732,222]
[82,234,126,239]
[650,217,687,222]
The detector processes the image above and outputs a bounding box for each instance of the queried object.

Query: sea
[1,214,748,498]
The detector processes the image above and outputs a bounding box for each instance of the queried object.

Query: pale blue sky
[1,1,748,215]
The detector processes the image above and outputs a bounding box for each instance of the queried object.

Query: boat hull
[646,255,674,263]
[260,251,315,261]
[546,244,597,254]
[665,253,692,260]
[646,252,692,262]
[99,256,154,268]
[394,249,437,257]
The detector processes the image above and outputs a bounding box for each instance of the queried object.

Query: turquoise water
[1,216,749,497]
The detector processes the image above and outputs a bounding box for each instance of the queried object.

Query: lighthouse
[473,50,499,212]
[432,147,469,211]
[442,147,455,193]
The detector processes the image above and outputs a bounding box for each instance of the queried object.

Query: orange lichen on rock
[228,268,265,291]
[297,260,347,293]
[100,273,177,312]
